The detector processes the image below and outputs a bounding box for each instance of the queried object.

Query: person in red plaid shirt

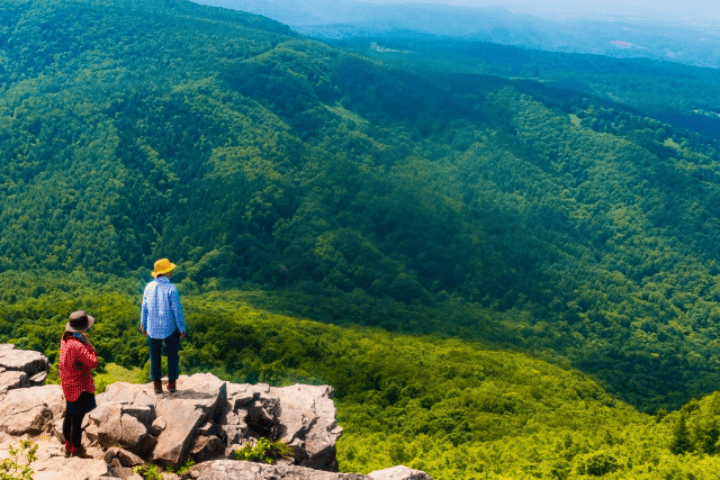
[59,310,98,458]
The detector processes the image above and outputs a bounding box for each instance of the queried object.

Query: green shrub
[164,459,195,475]
[233,438,294,464]
[1,440,37,480]
[132,463,163,480]
[578,451,620,477]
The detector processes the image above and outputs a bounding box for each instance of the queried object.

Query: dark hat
[65,310,95,333]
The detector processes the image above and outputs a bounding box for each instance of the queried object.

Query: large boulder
[368,466,434,480]
[151,398,208,465]
[152,373,228,465]
[0,345,49,394]
[225,382,343,471]
[0,438,111,480]
[97,406,157,457]
[180,459,369,480]
[0,344,49,377]
[0,369,29,393]
[0,385,63,436]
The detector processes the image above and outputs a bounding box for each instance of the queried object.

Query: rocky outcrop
[225,382,343,470]
[179,461,431,480]
[0,345,433,480]
[368,466,433,480]
[0,436,111,480]
[180,459,367,480]
[0,344,50,393]
[0,385,63,436]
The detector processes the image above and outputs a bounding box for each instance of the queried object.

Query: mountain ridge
[3,0,720,416]
[190,0,720,69]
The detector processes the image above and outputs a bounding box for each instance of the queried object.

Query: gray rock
[120,405,154,427]
[189,435,225,463]
[151,399,207,465]
[226,383,343,471]
[173,373,229,422]
[180,459,368,480]
[149,416,167,436]
[29,370,48,386]
[98,382,156,407]
[277,384,343,471]
[0,370,28,391]
[97,408,157,457]
[0,348,434,480]
[107,458,144,480]
[219,411,248,447]
[32,455,110,480]
[197,420,226,443]
[104,447,146,467]
[0,385,62,436]
[0,344,49,377]
[368,466,433,480]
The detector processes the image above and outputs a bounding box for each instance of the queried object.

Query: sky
[357,0,720,23]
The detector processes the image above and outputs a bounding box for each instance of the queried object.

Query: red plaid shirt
[59,336,97,403]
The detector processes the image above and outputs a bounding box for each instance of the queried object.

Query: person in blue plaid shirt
[141,258,187,394]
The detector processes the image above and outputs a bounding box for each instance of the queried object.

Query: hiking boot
[69,445,92,459]
[64,440,72,457]
[153,379,162,394]
[167,379,177,393]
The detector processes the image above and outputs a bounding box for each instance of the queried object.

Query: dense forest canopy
[5,0,720,478]
[3,0,720,417]
[7,270,720,480]
[331,37,720,140]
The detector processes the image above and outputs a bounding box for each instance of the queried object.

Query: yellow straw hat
[152,258,177,278]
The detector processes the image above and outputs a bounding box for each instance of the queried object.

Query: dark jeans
[148,330,180,381]
[63,391,96,448]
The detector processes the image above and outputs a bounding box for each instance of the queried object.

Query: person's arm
[170,286,186,338]
[71,338,98,371]
[141,292,149,336]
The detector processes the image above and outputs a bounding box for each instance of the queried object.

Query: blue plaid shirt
[141,277,186,340]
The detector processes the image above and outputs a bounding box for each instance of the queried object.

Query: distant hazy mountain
[191,0,720,68]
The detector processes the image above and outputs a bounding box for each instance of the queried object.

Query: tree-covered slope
[3,0,720,412]
[3,272,720,480]
[331,37,720,140]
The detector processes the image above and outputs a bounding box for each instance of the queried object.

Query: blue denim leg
[147,336,163,381]
[165,330,180,381]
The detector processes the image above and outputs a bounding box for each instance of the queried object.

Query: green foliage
[9,279,720,480]
[4,6,720,480]
[577,451,620,477]
[163,459,194,475]
[233,438,294,464]
[5,0,720,414]
[1,441,37,480]
[94,363,147,394]
[131,463,162,480]
[670,413,692,455]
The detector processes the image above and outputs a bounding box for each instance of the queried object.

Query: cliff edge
[0,344,432,480]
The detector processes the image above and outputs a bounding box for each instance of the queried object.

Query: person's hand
[179,331,186,340]
[141,328,148,337]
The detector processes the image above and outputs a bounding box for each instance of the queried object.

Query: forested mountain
[4,0,720,428]
[192,0,720,69]
[4,0,720,411]
[5,0,720,477]
[334,37,720,141]
[7,270,720,479]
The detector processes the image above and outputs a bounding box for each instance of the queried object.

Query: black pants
[63,411,85,448]
[63,391,95,448]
